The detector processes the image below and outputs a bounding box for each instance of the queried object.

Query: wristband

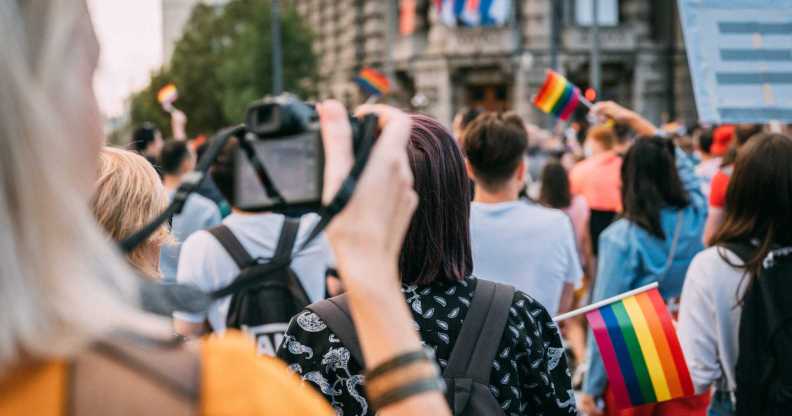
[368,377,446,411]
[365,349,433,383]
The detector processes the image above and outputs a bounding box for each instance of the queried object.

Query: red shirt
[709,168,732,208]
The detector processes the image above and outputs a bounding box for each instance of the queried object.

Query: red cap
[711,125,735,156]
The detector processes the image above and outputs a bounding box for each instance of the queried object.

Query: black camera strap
[209,114,379,300]
[118,114,378,303]
[119,125,245,254]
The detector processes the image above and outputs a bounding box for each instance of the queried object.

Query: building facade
[291,0,697,126]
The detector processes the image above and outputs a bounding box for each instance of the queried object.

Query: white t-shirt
[469,200,583,315]
[173,212,332,332]
[678,246,745,393]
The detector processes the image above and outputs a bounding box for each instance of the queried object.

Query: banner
[678,0,792,122]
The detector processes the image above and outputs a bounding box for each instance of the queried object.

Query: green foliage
[127,0,317,139]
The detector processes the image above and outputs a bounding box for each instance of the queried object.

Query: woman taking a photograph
[0,1,449,414]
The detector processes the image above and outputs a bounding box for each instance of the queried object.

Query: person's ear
[515,158,527,184]
[464,159,476,181]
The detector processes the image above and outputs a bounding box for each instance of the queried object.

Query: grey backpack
[308,279,514,416]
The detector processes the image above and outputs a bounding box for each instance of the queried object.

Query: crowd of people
[2,2,792,416]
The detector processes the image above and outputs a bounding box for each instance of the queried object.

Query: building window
[574,0,619,27]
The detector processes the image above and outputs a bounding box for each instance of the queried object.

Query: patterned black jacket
[276,276,578,416]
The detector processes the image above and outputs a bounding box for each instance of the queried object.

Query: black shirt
[277,276,577,416]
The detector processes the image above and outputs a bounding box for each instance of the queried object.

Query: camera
[233,94,374,212]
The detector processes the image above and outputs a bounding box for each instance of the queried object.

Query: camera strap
[209,115,379,300]
[297,114,379,252]
[119,125,245,254]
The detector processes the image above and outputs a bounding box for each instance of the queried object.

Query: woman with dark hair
[702,124,763,245]
[678,134,792,416]
[540,161,590,265]
[539,161,591,371]
[579,102,709,416]
[279,114,577,416]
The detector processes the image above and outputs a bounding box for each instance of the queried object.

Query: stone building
[291,0,696,126]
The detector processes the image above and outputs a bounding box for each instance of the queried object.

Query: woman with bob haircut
[678,134,792,416]
[278,114,577,416]
[0,1,452,415]
[91,147,172,279]
[580,102,710,415]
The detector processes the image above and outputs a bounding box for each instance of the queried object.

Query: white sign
[678,0,792,122]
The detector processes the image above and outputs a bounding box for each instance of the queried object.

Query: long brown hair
[711,133,792,288]
[539,161,572,209]
[620,137,689,239]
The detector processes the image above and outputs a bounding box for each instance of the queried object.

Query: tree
[127,0,317,139]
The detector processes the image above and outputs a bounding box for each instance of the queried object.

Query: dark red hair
[400,114,473,285]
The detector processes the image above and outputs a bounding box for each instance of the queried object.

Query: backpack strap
[444,279,515,383]
[660,210,685,282]
[306,294,365,367]
[69,331,199,415]
[276,217,311,306]
[273,217,301,262]
[208,224,254,269]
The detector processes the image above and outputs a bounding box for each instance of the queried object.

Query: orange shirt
[0,331,333,416]
[570,151,623,212]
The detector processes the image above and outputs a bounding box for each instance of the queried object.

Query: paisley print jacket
[276,276,577,416]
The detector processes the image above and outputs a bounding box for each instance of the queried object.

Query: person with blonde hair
[0,1,451,415]
[91,147,172,278]
[570,124,623,257]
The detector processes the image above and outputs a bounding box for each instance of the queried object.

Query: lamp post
[272,0,283,95]
[590,0,601,94]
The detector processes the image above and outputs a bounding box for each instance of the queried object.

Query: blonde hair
[0,1,167,373]
[92,147,172,278]
[587,125,617,150]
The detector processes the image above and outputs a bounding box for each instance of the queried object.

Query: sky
[88,0,163,118]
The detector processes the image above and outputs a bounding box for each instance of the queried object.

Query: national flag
[532,70,583,121]
[400,0,417,35]
[585,287,695,409]
[486,0,511,25]
[354,68,391,97]
[460,0,481,26]
[157,84,178,106]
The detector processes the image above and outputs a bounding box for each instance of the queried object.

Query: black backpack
[307,279,514,416]
[208,217,310,356]
[722,242,792,416]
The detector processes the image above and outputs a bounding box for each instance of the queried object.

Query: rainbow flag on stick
[354,67,391,97]
[157,83,178,106]
[554,283,695,409]
[532,70,589,121]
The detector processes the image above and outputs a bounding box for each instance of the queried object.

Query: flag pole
[553,282,659,322]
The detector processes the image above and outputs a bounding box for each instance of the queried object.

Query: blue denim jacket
[583,147,707,397]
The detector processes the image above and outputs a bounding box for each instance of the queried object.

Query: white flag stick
[553,282,659,322]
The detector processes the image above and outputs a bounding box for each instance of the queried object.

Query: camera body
[233,94,370,213]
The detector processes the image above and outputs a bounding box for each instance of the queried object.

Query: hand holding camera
[318,101,417,292]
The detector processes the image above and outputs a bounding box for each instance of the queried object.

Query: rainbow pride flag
[586,287,695,409]
[157,84,178,105]
[354,68,391,97]
[532,70,582,121]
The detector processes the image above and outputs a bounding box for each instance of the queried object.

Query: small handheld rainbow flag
[532,70,587,121]
[556,283,695,409]
[157,84,179,106]
[354,68,391,97]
